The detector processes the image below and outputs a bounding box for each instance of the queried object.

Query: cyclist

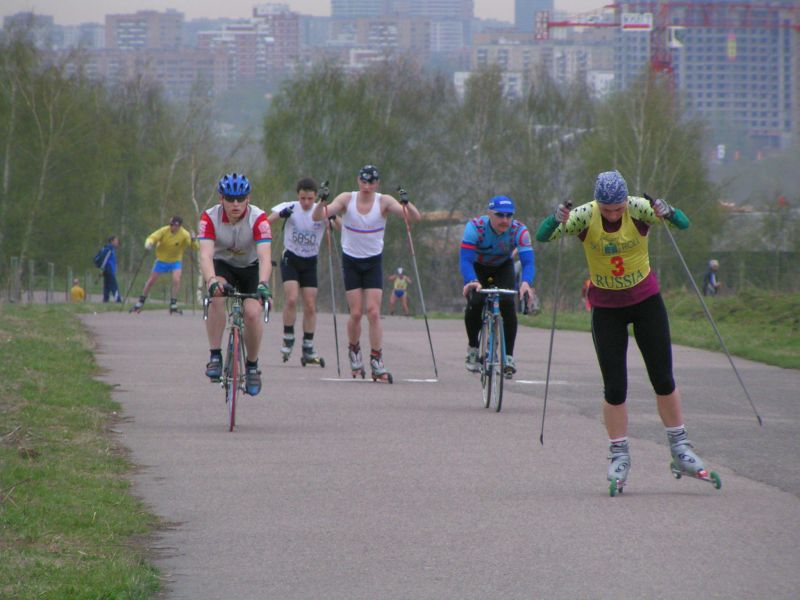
[267,177,334,363]
[130,216,199,314]
[388,267,412,316]
[461,195,535,378]
[312,164,421,381]
[535,169,712,490]
[198,172,273,396]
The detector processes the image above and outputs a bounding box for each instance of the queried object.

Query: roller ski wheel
[281,335,295,363]
[371,371,393,384]
[352,367,366,379]
[129,306,142,314]
[670,463,722,490]
[300,355,326,368]
[608,479,625,497]
[169,307,182,315]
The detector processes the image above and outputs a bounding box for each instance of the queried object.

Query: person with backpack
[95,235,121,303]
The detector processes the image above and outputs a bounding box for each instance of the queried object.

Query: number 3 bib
[582,201,651,290]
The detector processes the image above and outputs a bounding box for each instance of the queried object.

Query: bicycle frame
[204,291,270,431]
[477,287,516,412]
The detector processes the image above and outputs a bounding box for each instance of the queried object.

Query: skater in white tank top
[313,164,421,381]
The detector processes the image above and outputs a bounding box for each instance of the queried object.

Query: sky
[2,0,605,26]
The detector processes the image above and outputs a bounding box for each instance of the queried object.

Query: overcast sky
[2,0,604,26]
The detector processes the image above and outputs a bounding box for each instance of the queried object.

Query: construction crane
[537,1,800,76]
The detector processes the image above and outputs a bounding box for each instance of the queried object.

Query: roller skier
[312,165,421,383]
[535,170,720,496]
[268,178,336,368]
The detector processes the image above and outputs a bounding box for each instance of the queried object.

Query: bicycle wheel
[491,315,504,413]
[225,327,241,432]
[479,310,491,409]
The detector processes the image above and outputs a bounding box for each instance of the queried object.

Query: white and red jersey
[198,204,271,268]
[341,192,386,258]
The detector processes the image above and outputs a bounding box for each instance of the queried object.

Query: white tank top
[341,192,386,258]
[270,201,325,258]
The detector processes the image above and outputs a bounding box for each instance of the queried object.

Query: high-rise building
[613,0,800,149]
[331,0,391,19]
[515,0,554,34]
[105,10,183,51]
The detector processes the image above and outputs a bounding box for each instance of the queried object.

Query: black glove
[397,187,409,205]
[318,180,330,203]
[257,281,272,304]
[279,205,294,219]
[208,280,234,297]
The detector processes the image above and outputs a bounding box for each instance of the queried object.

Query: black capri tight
[590,293,676,406]
[464,260,518,355]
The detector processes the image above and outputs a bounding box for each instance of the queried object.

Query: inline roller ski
[300,341,325,368]
[169,301,182,315]
[349,343,365,379]
[669,438,721,490]
[607,440,631,497]
[129,296,145,314]
[370,349,393,384]
[281,334,295,363]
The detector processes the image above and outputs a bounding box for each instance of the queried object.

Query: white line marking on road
[515,380,570,385]
[319,378,438,383]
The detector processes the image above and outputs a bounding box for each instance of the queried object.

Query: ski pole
[540,202,571,446]
[397,187,438,379]
[320,181,341,377]
[122,250,148,308]
[644,193,763,426]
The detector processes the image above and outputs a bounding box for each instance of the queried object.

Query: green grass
[0,304,160,599]
[431,289,800,370]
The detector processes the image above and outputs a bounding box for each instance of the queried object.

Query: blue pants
[103,271,121,303]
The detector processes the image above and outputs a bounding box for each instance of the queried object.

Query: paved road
[84,309,800,600]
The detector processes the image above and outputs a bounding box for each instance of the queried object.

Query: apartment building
[105,10,183,51]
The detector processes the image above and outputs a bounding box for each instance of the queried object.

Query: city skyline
[1,0,603,26]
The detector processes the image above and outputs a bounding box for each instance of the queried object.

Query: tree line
[2,33,729,308]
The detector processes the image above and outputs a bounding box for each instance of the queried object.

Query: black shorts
[280,250,318,288]
[342,253,383,291]
[213,259,259,294]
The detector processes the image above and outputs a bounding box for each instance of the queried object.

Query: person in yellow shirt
[388,267,412,316]
[130,216,199,314]
[70,278,85,303]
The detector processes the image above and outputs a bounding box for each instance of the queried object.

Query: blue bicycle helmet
[218,172,251,198]
[594,170,628,205]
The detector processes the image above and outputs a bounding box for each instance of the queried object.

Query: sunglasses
[223,196,248,203]
[493,212,514,219]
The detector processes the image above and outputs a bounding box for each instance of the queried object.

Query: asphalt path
[83,308,800,599]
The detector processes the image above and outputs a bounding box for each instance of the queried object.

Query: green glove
[257,281,272,304]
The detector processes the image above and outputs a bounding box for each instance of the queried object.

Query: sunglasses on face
[223,196,248,203]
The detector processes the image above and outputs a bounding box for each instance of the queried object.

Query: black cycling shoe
[245,364,262,396]
[205,355,222,380]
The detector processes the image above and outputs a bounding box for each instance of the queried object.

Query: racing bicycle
[203,289,270,431]
[477,287,517,413]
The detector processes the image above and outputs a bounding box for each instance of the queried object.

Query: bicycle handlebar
[202,292,272,323]
[476,288,518,296]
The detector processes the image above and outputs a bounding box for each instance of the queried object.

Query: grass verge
[0,303,160,599]
[430,289,800,370]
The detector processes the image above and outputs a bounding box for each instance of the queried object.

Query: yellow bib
[582,201,650,290]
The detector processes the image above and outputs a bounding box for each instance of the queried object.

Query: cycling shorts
[213,259,259,294]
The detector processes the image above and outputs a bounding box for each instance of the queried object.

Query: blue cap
[358,164,379,183]
[487,195,515,214]
[594,170,628,204]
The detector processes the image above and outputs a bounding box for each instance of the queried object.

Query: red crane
[538,1,800,76]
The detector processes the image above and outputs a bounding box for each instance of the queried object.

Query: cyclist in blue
[460,196,535,377]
